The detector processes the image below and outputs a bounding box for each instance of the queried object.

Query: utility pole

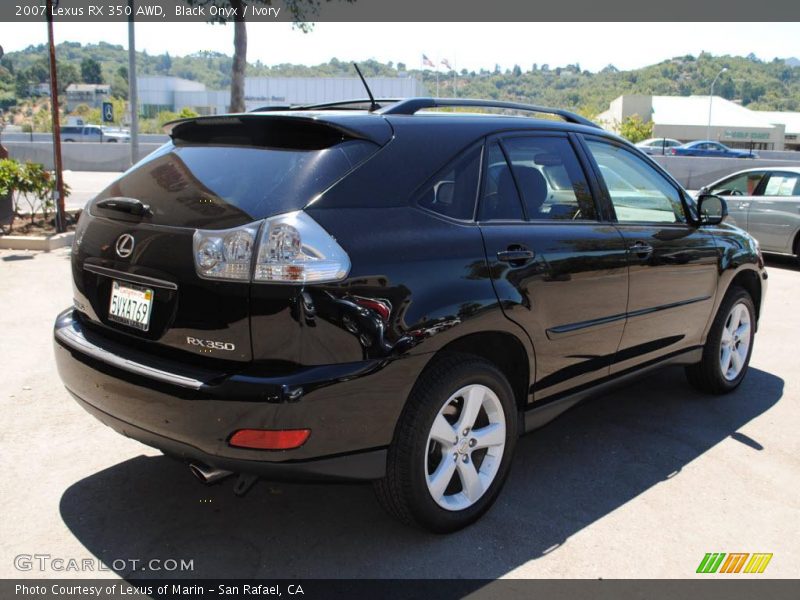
[128,0,139,167]
[46,0,67,233]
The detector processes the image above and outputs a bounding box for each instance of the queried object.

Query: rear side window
[417,144,481,220]
[92,119,379,229]
[762,172,800,197]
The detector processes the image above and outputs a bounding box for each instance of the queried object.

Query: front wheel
[686,286,756,394]
[374,354,518,533]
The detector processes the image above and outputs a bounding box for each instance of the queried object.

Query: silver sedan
[701,166,800,260]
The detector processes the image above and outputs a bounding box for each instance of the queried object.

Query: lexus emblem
[115,234,135,258]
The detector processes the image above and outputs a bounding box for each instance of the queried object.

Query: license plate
[108,281,154,331]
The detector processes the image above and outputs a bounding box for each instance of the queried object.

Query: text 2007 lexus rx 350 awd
[54,98,767,532]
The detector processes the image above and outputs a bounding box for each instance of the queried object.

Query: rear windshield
[92,119,378,229]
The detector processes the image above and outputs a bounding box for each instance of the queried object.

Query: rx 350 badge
[186,336,235,352]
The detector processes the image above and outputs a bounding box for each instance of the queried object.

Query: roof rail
[379,98,600,128]
[299,98,403,111]
[248,105,295,112]
[249,99,403,113]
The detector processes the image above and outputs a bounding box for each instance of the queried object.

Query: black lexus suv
[54,98,767,532]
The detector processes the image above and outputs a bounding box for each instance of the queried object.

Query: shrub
[0,158,70,228]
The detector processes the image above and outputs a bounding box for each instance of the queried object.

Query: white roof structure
[756,111,800,135]
[650,95,776,128]
[596,94,799,150]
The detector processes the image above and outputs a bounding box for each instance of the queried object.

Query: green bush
[0,158,70,226]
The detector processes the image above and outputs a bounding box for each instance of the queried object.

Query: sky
[2,22,799,73]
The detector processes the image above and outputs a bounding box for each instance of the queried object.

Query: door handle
[497,247,535,264]
[629,241,654,258]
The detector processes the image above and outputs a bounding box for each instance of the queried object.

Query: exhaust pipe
[189,462,234,485]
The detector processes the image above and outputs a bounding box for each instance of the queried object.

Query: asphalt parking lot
[0,248,798,580]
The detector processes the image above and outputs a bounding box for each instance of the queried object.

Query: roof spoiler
[163,113,393,146]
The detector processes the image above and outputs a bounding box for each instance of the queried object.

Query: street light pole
[707,67,728,142]
[46,0,67,233]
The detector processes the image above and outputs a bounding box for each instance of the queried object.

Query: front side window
[709,172,765,196]
[501,136,597,221]
[478,142,525,221]
[586,139,686,224]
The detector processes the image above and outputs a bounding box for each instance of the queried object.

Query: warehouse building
[137,75,426,116]
[757,111,800,151]
[597,94,797,151]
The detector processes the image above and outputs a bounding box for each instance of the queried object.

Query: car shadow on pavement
[59,366,783,580]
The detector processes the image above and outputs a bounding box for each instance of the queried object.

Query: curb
[0,232,74,252]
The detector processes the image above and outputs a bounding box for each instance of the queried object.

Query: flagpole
[453,54,457,97]
[435,69,439,98]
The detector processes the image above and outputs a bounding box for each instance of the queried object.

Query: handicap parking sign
[102,102,114,123]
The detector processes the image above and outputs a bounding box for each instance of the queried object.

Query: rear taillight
[193,223,259,281]
[254,211,350,284]
[192,211,350,284]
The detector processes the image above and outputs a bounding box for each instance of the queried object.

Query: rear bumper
[54,309,428,481]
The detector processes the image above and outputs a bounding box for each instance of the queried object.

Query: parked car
[699,166,800,260]
[53,98,767,532]
[101,127,131,143]
[60,125,130,143]
[635,137,682,155]
[669,140,758,159]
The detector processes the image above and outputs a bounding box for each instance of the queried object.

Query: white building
[241,76,426,111]
[137,76,207,116]
[65,83,111,111]
[137,75,426,117]
[755,111,800,151]
[597,94,791,151]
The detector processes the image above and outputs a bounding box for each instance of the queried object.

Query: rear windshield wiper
[95,197,152,217]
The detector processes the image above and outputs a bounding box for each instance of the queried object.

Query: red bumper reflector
[229,428,311,450]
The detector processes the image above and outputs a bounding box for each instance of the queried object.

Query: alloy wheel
[719,302,751,381]
[424,384,506,511]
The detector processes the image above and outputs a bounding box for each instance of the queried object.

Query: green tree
[58,62,80,92]
[618,115,653,143]
[157,53,172,73]
[80,58,103,84]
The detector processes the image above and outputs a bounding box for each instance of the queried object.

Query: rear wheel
[374,354,518,533]
[686,286,755,394]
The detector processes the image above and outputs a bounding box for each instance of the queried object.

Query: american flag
[441,58,452,70]
[422,54,435,68]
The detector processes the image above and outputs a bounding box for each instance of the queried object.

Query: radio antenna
[353,63,379,112]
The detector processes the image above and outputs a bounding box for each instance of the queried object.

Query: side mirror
[697,193,728,226]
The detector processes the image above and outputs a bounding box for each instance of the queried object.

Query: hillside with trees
[1,42,798,117]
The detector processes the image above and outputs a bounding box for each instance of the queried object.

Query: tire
[685,286,756,394]
[374,353,518,533]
